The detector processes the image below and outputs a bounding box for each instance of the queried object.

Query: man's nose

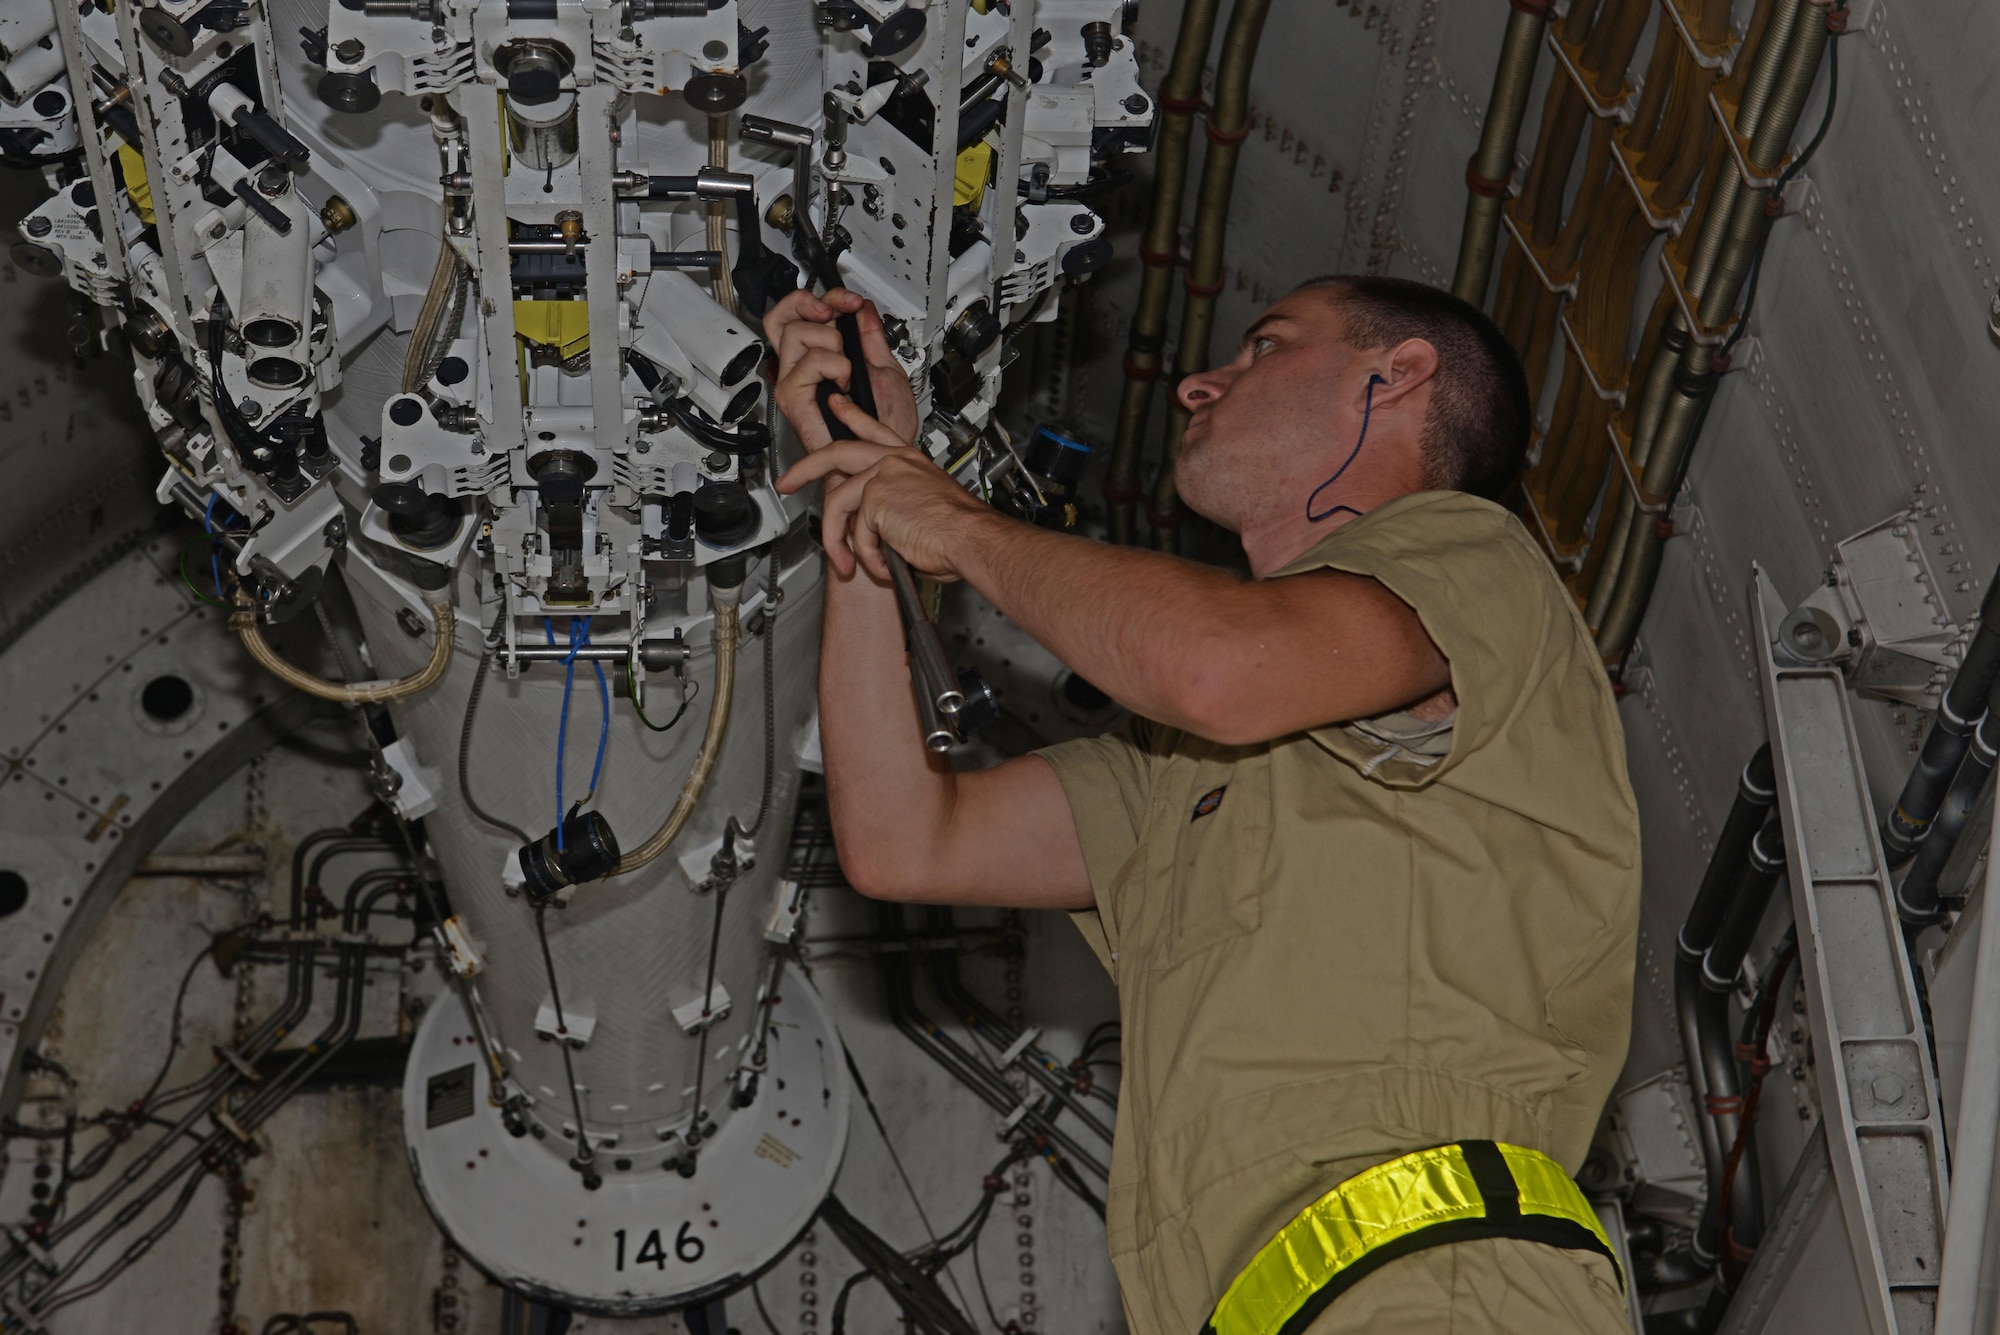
[1176,366,1231,412]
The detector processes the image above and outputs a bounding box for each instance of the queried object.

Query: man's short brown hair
[1295,275,1531,501]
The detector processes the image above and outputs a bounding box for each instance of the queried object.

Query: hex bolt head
[334,38,365,63]
[1123,93,1150,115]
[1070,213,1094,234]
[239,398,262,419]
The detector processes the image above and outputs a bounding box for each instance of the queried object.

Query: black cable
[683,878,734,1154]
[843,1046,948,1246]
[751,1278,785,1335]
[531,905,596,1173]
[730,552,783,841]
[135,940,220,1110]
[461,635,534,846]
[1717,17,1843,372]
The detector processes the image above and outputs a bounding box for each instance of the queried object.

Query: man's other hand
[777,424,987,584]
[763,288,920,453]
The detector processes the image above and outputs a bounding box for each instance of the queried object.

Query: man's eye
[1252,337,1276,357]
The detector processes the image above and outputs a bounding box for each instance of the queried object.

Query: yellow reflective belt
[1205,1141,1619,1335]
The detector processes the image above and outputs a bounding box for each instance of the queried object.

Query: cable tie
[997,1027,1042,1069]
[1183,272,1227,298]
[1465,156,1512,198]
[1137,242,1181,269]
[1704,1095,1745,1116]
[1205,121,1250,147]
[1120,353,1162,382]
[1156,88,1203,116]
[1102,481,1143,504]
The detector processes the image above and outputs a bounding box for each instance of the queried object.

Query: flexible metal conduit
[1451,0,1552,305]
[1148,0,1273,551]
[1884,574,2000,864]
[232,593,457,704]
[613,596,740,875]
[1591,0,1833,654]
[1105,0,1220,545]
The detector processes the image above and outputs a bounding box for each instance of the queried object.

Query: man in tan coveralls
[764,274,1640,1334]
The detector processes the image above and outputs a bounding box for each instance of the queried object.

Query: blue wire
[1306,374,1387,524]
[546,618,576,849]
[203,494,225,599]
[545,616,611,851]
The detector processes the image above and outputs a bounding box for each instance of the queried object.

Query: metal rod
[887,549,964,720]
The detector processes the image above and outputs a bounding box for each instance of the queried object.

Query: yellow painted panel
[117,143,154,225]
[513,300,590,359]
[953,141,992,209]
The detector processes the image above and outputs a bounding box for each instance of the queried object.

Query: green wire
[628,661,695,732]
[177,535,233,610]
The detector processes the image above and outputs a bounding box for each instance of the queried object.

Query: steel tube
[1452,2,1549,305]
[1104,0,1221,544]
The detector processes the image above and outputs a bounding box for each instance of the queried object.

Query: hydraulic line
[1694,817,1787,1266]
[875,906,1109,1184]
[1,827,398,1293]
[1885,575,2000,864]
[613,595,740,875]
[923,909,1114,1143]
[1591,0,1831,655]
[1149,0,1273,551]
[232,590,457,704]
[1452,0,1551,305]
[1105,0,1220,544]
[1673,745,1775,1270]
[1897,706,2000,925]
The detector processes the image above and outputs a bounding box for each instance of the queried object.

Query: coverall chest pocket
[1151,751,1272,966]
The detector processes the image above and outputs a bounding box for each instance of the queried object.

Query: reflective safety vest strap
[1202,1141,1621,1335]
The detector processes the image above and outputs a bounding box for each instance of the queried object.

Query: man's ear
[1365,337,1439,411]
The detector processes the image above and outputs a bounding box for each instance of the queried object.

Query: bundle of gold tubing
[1458,0,1829,658]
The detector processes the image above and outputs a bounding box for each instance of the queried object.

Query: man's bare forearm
[816,547,1095,909]
[946,508,1448,742]
[949,508,1247,728]
[817,558,957,895]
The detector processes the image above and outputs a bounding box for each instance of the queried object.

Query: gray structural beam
[1750,565,1949,1334]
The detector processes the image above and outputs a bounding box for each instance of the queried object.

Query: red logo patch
[1192,786,1227,821]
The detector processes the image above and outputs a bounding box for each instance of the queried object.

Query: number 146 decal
[614,1223,706,1270]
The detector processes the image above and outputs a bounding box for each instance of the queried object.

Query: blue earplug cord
[1306,373,1387,524]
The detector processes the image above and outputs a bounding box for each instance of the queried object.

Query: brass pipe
[1594,2,1831,655]
[1583,0,1653,98]
[1106,0,1222,545]
[1149,0,1273,552]
[1549,117,1616,278]
[1526,82,1590,245]
[1452,0,1551,305]
[1625,28,1682,154]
